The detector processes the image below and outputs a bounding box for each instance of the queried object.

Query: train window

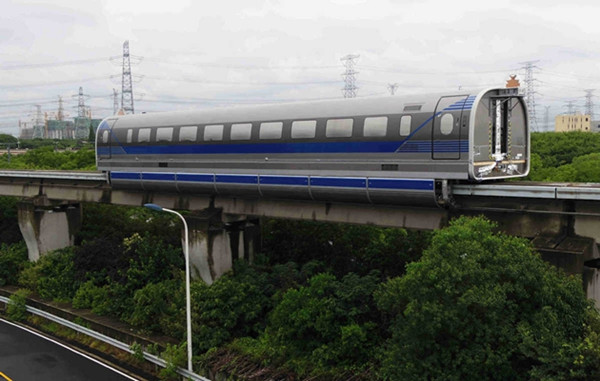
[156,127,173,142]
[179,126,197,142]
[126,129,133,143]
[364,117,388,137]
[440,114,454,135]
[138,128,151,143]
[326,118,353,138]
[204,125,224,141]
[231,123,252,140]
[102,130,109,144]
[291,120,316,139]
[400,115,412,136]
[260,122,283,139]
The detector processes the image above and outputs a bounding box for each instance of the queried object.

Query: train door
[432,96,468,160]
[96,118,117,160]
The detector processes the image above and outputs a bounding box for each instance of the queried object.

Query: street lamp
[144,203,193,373]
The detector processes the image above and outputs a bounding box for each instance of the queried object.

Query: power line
[0,76,110,89]
[141,74,338,86]
[357,64,516,75]
[143,57,339,70]
[0,57,109,70]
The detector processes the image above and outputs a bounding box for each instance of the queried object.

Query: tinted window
[138,128,151,143]
[179,126,197,142]
[400,115,412,136]
[291,120,316,139]
[126,129,133,143]
[231,123,252,140]
[260,122,283,139]
[326,118,353,137]
[440,114,454,135]
[204,125,223,141]
[156,127,173,142]
[364,117,388,137]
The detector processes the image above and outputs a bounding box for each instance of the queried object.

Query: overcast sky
[1,0,599,136]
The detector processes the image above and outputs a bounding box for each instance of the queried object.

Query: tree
[375,216,600,381]
[0,134,18,144]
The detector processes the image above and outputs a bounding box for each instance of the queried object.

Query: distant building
[592,121,600,133]
[555,114,593,132]
[47,120,75,139]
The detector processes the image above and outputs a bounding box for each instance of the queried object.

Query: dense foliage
[0,242,28,286]
[374,216,600,380]
[0,145,95,170]
[528,132,600,182]
[262,219,430,278]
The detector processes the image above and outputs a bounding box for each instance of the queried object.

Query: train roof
[108,89,493,129]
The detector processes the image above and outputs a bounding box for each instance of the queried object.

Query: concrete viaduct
[1,170,600,303]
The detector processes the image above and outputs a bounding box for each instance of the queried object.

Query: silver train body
[96,87,529,206]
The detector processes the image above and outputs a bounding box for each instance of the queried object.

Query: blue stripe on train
[110,172,434,191]
[98,139,469,156]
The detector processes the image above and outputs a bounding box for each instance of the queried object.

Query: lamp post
[144,203,193,373]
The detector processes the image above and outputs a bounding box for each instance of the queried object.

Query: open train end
[469,88,529,181]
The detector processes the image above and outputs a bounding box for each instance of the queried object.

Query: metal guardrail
[0,295,210,381]
[0,170,107,182]
[452,183,600,201]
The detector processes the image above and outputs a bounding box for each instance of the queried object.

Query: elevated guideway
[1,170,599,298]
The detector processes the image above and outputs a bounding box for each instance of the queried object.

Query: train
[95,87,529,207]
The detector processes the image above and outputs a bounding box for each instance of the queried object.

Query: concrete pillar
[17,201,82,261]
[186,209,261,285]
[533,235,600,307]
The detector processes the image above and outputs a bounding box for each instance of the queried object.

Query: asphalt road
[0,319,137,380]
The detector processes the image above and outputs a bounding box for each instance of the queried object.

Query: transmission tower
[341,54,359,98]
[113,89,119,114]
[57,96,65,121]
[544,106,551,132]
[73,87,91,140]
[387,83,399,95]
[519,60,540,131]
[121,40,135,114]
[77,87,87,117]
[563,100,577,115]
[584,89,595,119]
[32,105,44,139]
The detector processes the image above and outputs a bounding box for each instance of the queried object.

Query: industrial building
[555,114,594,132]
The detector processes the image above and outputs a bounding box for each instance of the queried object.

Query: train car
[95,87,528,206]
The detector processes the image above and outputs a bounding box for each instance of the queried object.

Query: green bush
[7,289,31,321]
[374,216,600,381]
[18,248,79,302]
[261,271,381,377]
[127,277,185,336]
[159,342,187,380]
[191,262,272,353]
[0,242,28,286]
[72,280,113,315]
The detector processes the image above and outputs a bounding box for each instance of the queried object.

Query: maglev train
[95,87,529,207]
